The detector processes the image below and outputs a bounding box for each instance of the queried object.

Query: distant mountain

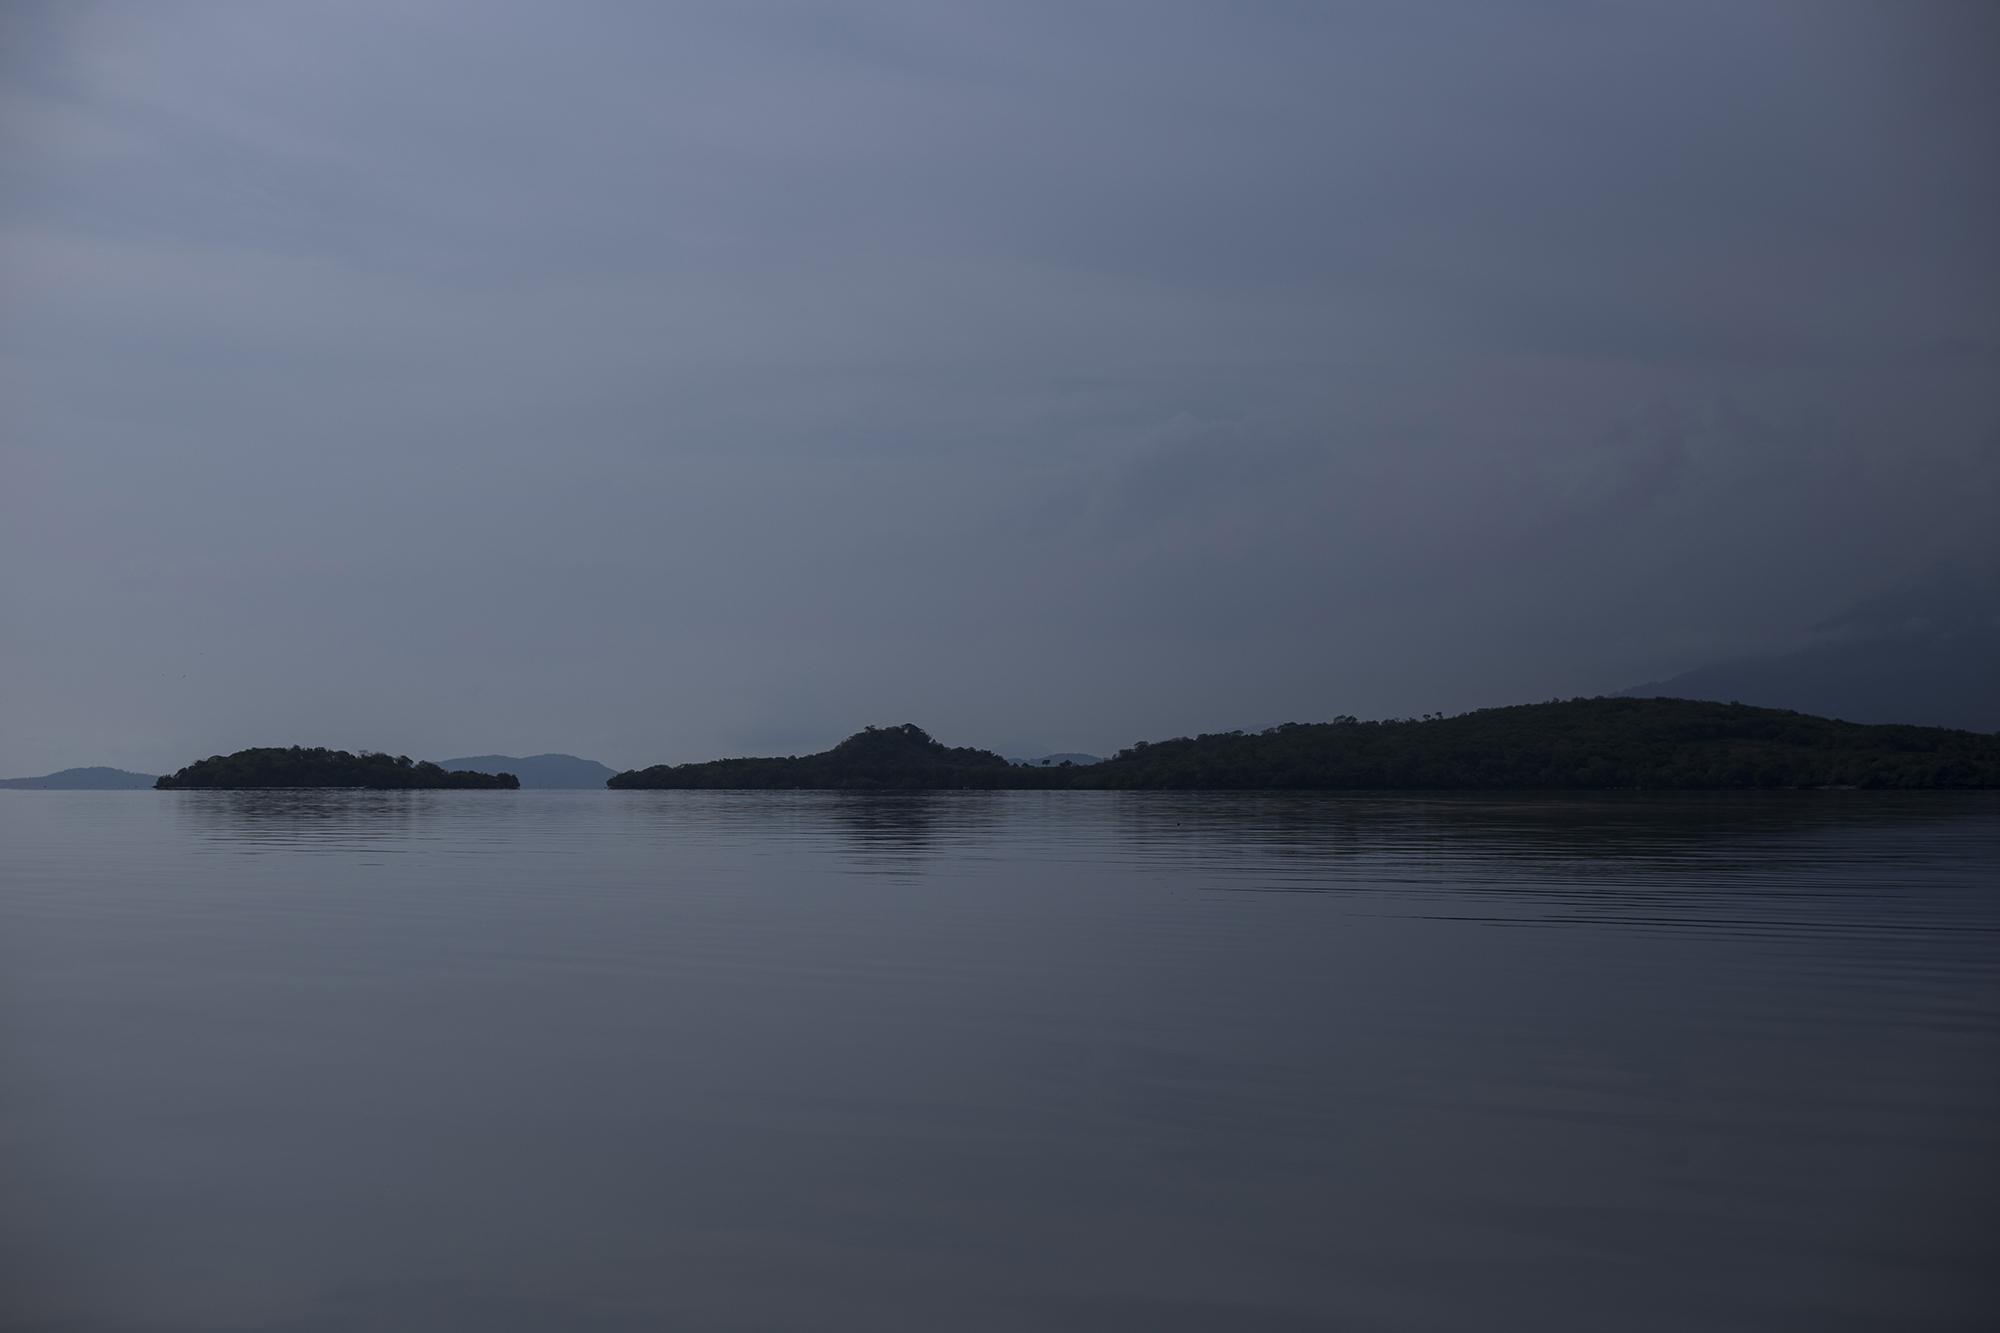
[433,754,618,788]
[0,766,158,790]
[1010,753,1104,768]
[1622,568,2000,733]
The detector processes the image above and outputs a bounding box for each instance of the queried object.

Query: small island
[155,747,519,789]
[610,723,1022,790]
[608,699,2000,791]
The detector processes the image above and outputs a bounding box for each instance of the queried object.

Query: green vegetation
[1073,698,2000,789]
[609,700,2000,791]
[155,747,519,789]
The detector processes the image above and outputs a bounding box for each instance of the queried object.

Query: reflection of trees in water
[167,788,443,847]
[824,792,1005,873]
[831,792,939,853]
[1090,791,2000,950]
[612,789,1009,871]
[1102,790,2000,884]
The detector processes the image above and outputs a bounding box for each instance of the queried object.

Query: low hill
[1075,698,2000,790]
[0,766,158,790]
[433,753,617,788]
[610,700,2000,791]
[609,723,1020,789]
[156,747,519,790]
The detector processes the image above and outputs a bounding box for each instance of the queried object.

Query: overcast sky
[3,1,1996,773]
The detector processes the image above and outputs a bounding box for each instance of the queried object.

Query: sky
[3,1,1997,774]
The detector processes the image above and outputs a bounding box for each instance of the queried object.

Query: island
[155,747,519,789]
[608,699,2000,791]
[610,723,1020,790]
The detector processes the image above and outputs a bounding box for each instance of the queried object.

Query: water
[4,790,1996,1331]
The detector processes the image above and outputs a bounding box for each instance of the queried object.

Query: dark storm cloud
[3,1,1996,772]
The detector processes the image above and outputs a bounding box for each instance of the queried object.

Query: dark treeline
[155,747,518,789]
[610,724,1022,790]
[608,700,2000,791]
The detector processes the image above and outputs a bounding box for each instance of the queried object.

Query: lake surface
[3,790,1997,1331]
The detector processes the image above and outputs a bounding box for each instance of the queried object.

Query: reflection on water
[3,790,1996,1331]
[176,787,447,845]
[820,792,1000,876]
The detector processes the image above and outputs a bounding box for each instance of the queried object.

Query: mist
[4,1,1996,773]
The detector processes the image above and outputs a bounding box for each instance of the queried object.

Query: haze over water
[5,790,1997,1331]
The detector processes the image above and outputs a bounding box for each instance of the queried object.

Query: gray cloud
[3,1,1997,772]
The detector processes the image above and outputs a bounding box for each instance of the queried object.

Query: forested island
[609,700,2000,791]
[610,723,1022,790]
[155,747,519,789]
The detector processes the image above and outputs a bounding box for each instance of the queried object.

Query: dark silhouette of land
[609,700,2000,791]
[610,724,1018,790]
[156,748,519,789]
[433,754,617,788]
[0,766,158,790]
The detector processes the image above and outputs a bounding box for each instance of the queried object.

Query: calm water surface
[4,790,1997,1331]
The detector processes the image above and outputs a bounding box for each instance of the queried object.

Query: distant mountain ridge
[0,766,158,790]
[1622,568,2000,733]
[433,754,618,788]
